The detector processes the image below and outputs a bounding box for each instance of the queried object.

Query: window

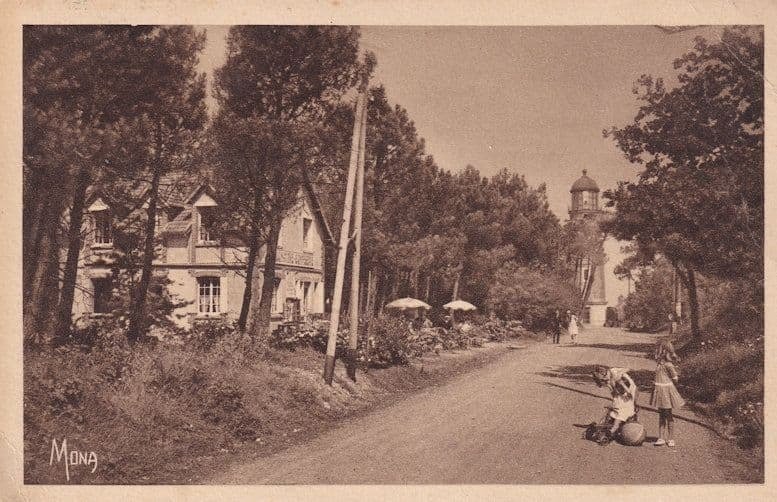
[302,218,312,250]
[154,211,163,232]
[92,278,111,314]
[198,277,220,314]
[93,211,112,245]
[198,208,216,243]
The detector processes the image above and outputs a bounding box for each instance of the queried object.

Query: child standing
[650,338,685,446]
[568,312,580,344]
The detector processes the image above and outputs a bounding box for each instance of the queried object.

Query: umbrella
[385,297,431,310]
[443,300,477,311]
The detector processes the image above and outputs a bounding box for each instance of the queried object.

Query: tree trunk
[25,217,60,340]
[391,271,400,299]
[424,274,431,302]
[127,144,164,344]
[452,270,461,302]
[250,215,282,337]
[237,228,260,331]
[54,167,91,343]
[675,264,701,339]
[23,189,49,292]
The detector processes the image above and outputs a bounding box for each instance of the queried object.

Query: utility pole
[323,89,366,385]
[346,87,368,381]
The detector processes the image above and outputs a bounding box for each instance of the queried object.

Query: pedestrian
[552,309,562,344]
[650,337,685,447]
[668,312,679,335]
[567,311,579,344]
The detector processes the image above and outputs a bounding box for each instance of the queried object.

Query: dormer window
[88,197,113,247]
[198,207,216,243]
[191,187,218,245]
[94,211,112,245]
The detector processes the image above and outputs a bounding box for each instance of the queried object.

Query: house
[70,171,333,329]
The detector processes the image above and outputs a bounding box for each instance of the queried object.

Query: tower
[569,169,607,325]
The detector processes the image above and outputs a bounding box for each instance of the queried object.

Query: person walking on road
[651,338,685,447]
[552,309,562,344]
[567,311,580,344]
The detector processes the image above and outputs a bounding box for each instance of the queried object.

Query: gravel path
[211,327,760,484]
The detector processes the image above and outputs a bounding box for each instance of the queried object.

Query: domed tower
[569,170,607,325]
[569,169,600,216]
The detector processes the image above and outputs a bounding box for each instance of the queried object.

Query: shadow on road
[541,381,720,435]
[566,342,656,356]
[537,363,655,391]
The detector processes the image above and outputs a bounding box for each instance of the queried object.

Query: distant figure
[552,309,562,344]
[651,338,685,447]
[568,311,580,344]
[668,313,678,334]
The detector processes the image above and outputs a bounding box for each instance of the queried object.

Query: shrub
[187,317,235,349]
[364,314,414,367]
[622,263,673,332]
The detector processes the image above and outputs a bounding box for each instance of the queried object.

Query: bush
[486,262,580,331]
[679,340,763,449]
[622,263,673,332]
[187,317,235,349]
[364,314,414,367]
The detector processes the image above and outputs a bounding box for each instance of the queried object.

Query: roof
[161,208,193,236]
[570,169,600,193]
[158,175,335,246]
[301,168,335,247]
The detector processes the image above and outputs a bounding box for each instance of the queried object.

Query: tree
[212,26,364,335]
[23,26,156,343]
[125,27,208,343]
[603,27,763,339]
[621,261,674,332]
[487,262,580,331]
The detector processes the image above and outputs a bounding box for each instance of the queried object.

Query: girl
[650,338,685,446]
[568,311,580,344]
[592,366,638,442]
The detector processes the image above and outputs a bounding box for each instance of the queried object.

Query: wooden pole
[346,87,368,381]
[323,91,365,385]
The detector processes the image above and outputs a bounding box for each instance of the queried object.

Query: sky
[197,25,727,306]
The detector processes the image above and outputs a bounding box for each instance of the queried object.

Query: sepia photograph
[14,15,766,492]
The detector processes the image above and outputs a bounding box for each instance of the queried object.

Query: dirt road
[211,327,760,484]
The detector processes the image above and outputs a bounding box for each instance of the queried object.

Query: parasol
[385,297,432,310]
[443,300,477,311]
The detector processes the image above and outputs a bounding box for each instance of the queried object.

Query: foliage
[603,27,764,338]
[621,261,674,331]
[211,26,367,334]
[486,262,580,332]
[679,340,762,449]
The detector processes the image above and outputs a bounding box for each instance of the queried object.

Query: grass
[24,330,518,484]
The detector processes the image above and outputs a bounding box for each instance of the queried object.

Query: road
[211,327,759,484]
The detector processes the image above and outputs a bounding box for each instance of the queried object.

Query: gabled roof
[161,208,193,236]
[84,190,114,212]
[157,174,335,247]
[185,184,218,206]
[302,170,335,247]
